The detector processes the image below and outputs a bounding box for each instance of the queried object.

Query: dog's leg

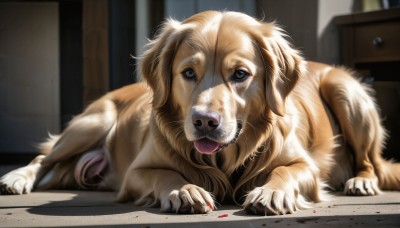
[32,148,109,191]
[0,133,61,194]
[320,68,387,196]
[42,99,117,165]
[36,99,116,191]
[0,99,116,195]
[0,155,46,194]
[116,168,215,214]
[243,153,326,215]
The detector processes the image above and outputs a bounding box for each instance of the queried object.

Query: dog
[1,11,399,215]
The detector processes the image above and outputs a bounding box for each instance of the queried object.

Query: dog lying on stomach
[1,11,399,215]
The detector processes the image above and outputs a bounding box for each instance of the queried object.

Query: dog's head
[141,11,305,155]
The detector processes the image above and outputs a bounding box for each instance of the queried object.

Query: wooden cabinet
[335,8,400,160]
[353,21,400,63]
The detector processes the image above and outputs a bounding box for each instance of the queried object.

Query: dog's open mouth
[194,138,222,154]
[194,122,242,154]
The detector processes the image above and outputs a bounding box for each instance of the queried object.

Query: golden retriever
[1,11,399,215]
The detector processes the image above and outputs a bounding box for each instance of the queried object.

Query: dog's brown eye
[181,68,196,80]
[232,69,249,82]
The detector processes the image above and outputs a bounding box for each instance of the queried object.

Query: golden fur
[1,11,399,215]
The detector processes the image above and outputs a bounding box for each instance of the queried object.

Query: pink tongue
[194,138,221,154]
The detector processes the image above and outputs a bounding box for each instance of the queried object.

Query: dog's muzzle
[193,121,243,154]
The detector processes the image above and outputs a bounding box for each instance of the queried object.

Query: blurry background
[0,0,399,163]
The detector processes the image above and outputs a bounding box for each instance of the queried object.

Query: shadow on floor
[25,191,136,216]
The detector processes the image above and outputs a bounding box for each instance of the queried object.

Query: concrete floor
[0,166,399,227]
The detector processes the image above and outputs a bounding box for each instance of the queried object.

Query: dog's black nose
[192,110,221,132]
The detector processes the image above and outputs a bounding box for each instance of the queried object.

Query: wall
[256,0,353,64]
[256,0,319,61]
[0,2,60,153]
[317,0,353,64]
[165,0,256,20]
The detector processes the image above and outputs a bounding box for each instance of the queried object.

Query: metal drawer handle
[372,36,383,46]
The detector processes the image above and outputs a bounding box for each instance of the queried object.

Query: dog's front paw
[161,184,215,214]
[243,187,301,215]
[344,176,381,196]
[0,169,35,195]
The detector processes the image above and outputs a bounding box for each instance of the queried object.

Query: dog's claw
[161,184,215,214]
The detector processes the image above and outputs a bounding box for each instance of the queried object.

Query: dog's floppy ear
[252,23,305,116]
[140,19,192,108]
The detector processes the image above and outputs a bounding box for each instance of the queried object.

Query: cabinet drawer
[354,21,400,63]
